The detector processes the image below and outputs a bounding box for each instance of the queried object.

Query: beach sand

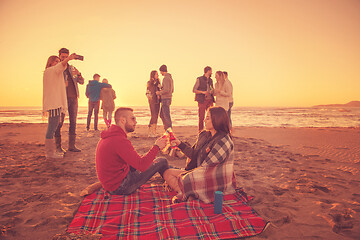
[0,123,359,239]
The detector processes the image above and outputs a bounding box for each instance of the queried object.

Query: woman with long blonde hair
[214,71,231,111]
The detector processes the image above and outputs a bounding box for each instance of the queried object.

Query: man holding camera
[55,48,84,153]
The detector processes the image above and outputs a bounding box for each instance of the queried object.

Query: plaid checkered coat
[178,132,236,203]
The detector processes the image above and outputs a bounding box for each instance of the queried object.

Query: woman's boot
[55,136,66,154]
[45,139,63,159]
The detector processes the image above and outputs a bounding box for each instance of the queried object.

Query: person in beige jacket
[100,79,116,128]
[214,71,232,111]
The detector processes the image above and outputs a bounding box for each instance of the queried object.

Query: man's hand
[69,53,77,60]
[155,137,168,150]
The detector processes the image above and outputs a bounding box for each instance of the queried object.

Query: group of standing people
[146,65,233,137]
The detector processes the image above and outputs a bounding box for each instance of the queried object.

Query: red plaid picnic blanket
[68,185,268,239]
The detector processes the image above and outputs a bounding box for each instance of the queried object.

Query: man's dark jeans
[87,101,100,130]
[159,98,172,130]
[55,98,79,137]
[110,157,169,195]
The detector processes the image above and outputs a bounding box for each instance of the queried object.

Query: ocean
[1,106,360,128]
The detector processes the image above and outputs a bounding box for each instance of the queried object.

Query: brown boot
[45,139,63,159]
[68,135,81,152]
[55,136,66,154]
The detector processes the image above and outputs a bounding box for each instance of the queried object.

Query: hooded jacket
[86,80,111,102]
[95,125,160,192]
[159,73,174,100]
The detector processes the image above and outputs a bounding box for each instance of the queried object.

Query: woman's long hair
[150,70,158,82]
[215,71,225,84]
[45,56,60,69]
[209,106,231,136]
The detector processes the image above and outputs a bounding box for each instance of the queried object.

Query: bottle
[166,128,177,149]
[214,191,223,214]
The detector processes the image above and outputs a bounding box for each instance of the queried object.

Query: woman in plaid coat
[164,106,236,203]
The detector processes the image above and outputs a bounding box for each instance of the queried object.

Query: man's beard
[125,122,135,133]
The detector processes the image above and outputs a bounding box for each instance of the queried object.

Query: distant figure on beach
[95,107,169,195]
[163,106,236,203]
[156,65,174,130]
[55,48,85,153]
[43,53,79,159]
[85,74,111,131]
[214,71,231,111]
[146,70,161,137]
[223,71,233,127]
[193,66,215,132]
[100,78,116,128]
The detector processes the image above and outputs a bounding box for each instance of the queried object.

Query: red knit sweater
[96,125,159,192]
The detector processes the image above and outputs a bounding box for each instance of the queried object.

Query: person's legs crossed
[111,157,169,195]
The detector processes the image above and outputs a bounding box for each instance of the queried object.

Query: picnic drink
[214,191,223,214]
[167,128,177,149]
[161,128,171,153]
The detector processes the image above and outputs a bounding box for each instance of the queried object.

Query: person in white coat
[43,53,78,159]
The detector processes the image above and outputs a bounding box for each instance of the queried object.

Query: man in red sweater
[96,107,169,195]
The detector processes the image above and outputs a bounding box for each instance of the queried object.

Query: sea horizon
[1,105,360,128]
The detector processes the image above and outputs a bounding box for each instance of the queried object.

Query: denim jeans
[103,111,113,121]
[110,157,169,195]
[87,101,100,130]
[148,101,160,127]
[228,101,234,127]
[46,114,60,139]
[160,98,172,130]
[55,98,79,137]
[197,99,213,131]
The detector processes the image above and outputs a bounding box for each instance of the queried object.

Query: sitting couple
[95,106,236,203]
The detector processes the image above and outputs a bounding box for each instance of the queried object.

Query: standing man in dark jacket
[86,74,112,131]
[193,66,215,131]
[157,65,174,130]
[55,48,84,153]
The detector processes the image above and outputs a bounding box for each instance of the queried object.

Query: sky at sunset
[0,0,359,107]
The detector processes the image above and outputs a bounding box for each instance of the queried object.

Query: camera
[74,54,84,61]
